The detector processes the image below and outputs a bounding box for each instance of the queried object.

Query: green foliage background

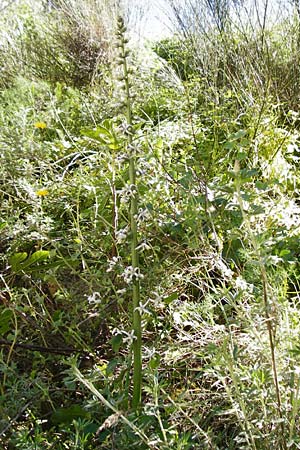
[1,0,300,448]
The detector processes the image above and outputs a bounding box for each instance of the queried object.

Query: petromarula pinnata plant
[115,15,142,410]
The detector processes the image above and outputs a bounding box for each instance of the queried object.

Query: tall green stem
[116,16,142,410]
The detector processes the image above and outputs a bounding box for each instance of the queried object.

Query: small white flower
[207,187,215,201]
[118,121,134,136]
[136,208,150,224]
[173,311,182,324]
[235,277,248,291]
[118,183,137,204]
[88,292,102,305]
[122,266,144,284]
[117,288,126,294]
[294,366,300,376]
[115,227,128,243]
[136,240,151,251]
[215,259,234,280]
[136,301,151,315]
[106,256,121,273]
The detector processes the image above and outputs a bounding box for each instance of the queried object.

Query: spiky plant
[115,15,142,410]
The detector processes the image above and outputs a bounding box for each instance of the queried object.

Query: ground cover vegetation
[1,0,300,448]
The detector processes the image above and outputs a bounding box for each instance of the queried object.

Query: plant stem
[117,15,142,410]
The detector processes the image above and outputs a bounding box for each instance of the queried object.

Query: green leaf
[82,123,120,151]
[51,405,89,425]
[82,422,99,435]
[9,251,50,273]
[21,250,50,269]
[255,181,269,190]
[9,252,28,272]
[106,357,120,375]
[0,222,7,231]
[236,151,247,161]
[163,292,178,304]
[149,353,160,370]
[0,309,13,335]
[111,334,123,353]
[224,141,235,150]
[240,169,258,179]
[108,142,120,151]
[231,129,247,140]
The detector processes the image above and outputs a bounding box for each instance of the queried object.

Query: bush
[0,0,112,88]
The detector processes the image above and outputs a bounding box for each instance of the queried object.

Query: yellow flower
[34,122,47,129]
[36,189,49,197]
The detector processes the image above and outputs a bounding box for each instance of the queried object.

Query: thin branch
[0,339,88,356]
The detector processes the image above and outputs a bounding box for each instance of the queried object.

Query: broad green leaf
[21,250,50,269]
[106,357,120,375]
[10,251,50,273]
[240,168,258,179]
[82,422,99,435]
[255,181,269,190]
[82,123,119,151]
[9,252,28,272]
[224,141,235,150]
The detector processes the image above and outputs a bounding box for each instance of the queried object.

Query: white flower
[136,208,150,224]
[87,292,102,305]
[106,256,121,273]
[235,277,248,291]
[118,183,137,204]
[115,227,128,243]
[173,311,182,324]
[215,259,234,280]
[136,240,151,251]
[122,266,144,284]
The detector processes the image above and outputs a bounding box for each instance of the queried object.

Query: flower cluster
[122,266,144,284]
[118,183,137,204]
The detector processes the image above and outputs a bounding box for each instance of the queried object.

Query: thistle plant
[116,15,142,410]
